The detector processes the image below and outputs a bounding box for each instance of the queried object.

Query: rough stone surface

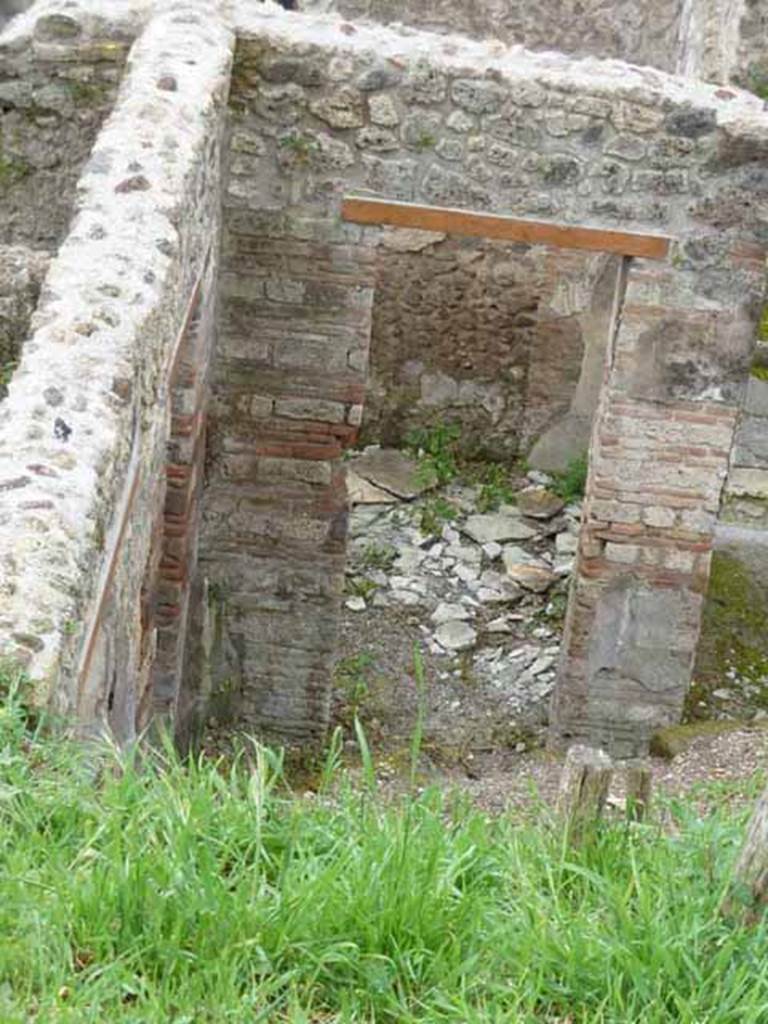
[362,235,600,460]
[0,245,49,392]
[298,0,687,72]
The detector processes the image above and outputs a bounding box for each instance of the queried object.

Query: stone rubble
[345,447,582,726]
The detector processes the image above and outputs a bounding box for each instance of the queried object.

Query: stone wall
[362,230,611,465]
[298,0,686,72]
[0,5,130,249]
[0,2,233,744]
[694,345,768,702]
[206,4,768,754]
[0,244,49,397]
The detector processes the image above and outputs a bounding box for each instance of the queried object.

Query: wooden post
[557,744,613,843]
[625,759,653,822]
[722,783,768,922]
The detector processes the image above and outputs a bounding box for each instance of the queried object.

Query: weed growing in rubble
[418,495,458,536]
[473,462,517,512]
[551,451,589,504]
[406,420,461,488]
[4,662,768,1021]
[360,541,397,571]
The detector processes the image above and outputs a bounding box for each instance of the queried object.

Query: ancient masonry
[1,0,767,756]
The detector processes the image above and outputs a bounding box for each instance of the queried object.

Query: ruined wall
[0,7,130,250]
[212,4,768,754]
[363,231,612,465]
[0,4,232,744]
[694,344,768,703]
[298,0,686,72]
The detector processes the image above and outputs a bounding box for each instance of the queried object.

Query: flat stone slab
[349,448,432,500]
[434,620,477,652]
[462,513,537,545]
[431,601,471,625]
[346,469,399,505]
[516,487,566,520]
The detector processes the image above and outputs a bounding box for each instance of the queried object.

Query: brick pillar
[550,253,759,757]
[200,211,375,743]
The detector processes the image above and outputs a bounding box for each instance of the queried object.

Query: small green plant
[551,452,589,503]
[278,131,319,164]
[415,131,437,150]
[360,542,397,572]
[418,495,458,536]
[334,651,375,723]
[406,420,461,488]
[347,576,378,601]
[473,462,516,512]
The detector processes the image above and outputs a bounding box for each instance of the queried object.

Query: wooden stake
[625,760,653,822]
[723,783,768,922]
[557,744,613,843]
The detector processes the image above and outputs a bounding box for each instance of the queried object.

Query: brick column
[550,253,760,757]
[200,211,375,743]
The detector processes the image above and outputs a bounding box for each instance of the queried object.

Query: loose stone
[463,513,537,545]
[434,620,477,652]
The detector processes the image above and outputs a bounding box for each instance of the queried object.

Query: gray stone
[349,448,432,500]
[434,620,477,652]
[463,514,537,545]
[345,596,367,612]
[368,93,400,127]
[516,488,566,520]
[483,541,503,560]
[451,78,507,114]
[431,602,471,625]
[486,616,513,634]
[346,470,398,505]
[556,532,579,555]
[310,88,365,128]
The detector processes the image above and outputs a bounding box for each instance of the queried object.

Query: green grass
[2,665,768,1021]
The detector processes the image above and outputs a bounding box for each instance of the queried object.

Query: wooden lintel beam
[342,196,671,261]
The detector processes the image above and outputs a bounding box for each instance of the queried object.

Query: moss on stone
[692,551,768,718]
[0,153,30,189]
[758,305,768,344]
[68,80,110,107]
[650,719,768,760]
